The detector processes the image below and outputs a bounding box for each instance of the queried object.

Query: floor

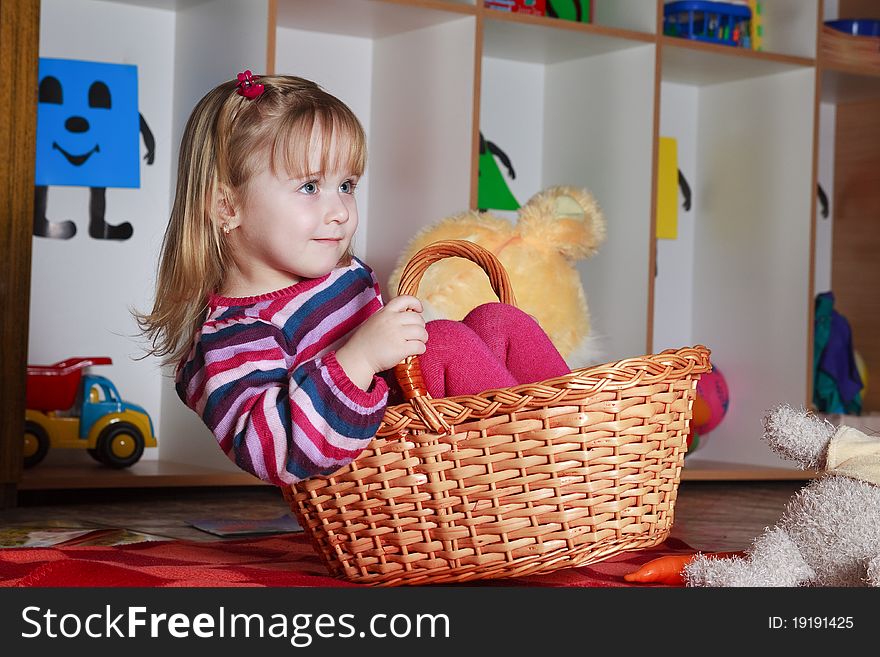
[0,480,805,552]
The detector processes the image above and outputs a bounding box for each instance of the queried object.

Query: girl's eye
[340,180,357,194]
[299,181,319,195]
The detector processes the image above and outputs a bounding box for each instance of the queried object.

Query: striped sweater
[176,258,389,486]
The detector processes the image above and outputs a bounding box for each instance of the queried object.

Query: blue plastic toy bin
[664,1,752,47]
[825,19,880,38]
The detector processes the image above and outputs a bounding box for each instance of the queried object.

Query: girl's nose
[325,194,349,223]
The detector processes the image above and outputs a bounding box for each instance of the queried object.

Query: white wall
[481,45,656,363]
[545,46,656,363]
[654,82,699,352]
[815,102,836,295]
[274,27,374,264]
[823,0,840,21]
[367,18,475,292]
[32,0,176,460]
[480,56,546,214]
[690,69,814,467]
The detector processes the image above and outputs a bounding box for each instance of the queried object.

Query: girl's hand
[336,295,428,390]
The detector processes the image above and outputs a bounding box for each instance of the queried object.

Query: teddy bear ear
[517,186,607,260]
[387,210,508,295]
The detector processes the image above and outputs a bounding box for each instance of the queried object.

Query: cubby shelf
[13,0,880,491]
[274,0,476,38]
[681,460,817,481]
[819,66,880,102]
[17,455,813,491]
[660,37,815,68]
[19,460,263,491]
[482,7,656,47]
[661,37,814,85]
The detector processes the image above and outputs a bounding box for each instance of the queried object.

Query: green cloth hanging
[813,291,863,415]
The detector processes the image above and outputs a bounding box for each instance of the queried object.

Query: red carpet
[0,533,695,587]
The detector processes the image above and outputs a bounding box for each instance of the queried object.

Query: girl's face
[223,130,359,296]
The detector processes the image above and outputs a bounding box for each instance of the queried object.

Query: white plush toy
[684,404,880,587]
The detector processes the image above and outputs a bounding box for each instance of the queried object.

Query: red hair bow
[236,70,264,99]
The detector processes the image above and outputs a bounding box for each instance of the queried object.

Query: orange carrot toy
[624,552,745,585]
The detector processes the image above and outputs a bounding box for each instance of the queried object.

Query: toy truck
[24,357,157,468]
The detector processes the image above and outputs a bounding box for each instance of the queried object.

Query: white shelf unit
[480,11,657,364]
[655,7,819,470]
[24,0,848,489]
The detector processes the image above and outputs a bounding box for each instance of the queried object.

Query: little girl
[138,72,569,486]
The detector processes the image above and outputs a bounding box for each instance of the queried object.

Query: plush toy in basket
[388,186,606,368]
[284,239,711,586]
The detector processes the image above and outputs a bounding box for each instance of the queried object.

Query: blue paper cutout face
[35,58,140,188]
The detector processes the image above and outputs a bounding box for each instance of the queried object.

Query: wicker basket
[284,240,711,586]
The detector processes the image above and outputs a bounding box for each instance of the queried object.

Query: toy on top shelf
[820,18,880,75]
[663,1,752,48]
[547,0,591,23]
[485,0,592,23]
[484,0,546,16]
[24,357,157,469]
[825,19,880,37]
[746,0,763,50]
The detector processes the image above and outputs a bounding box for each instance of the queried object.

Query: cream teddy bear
[388,186,606,368]
[684,404,880,587]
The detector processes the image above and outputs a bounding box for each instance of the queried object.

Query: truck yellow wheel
[97,422,145,468]
[23,421,50,468]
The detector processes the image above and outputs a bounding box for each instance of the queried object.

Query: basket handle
[392,240,517,433]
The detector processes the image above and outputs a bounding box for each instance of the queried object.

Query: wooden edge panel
[0,0,41,506]
[469,9,483,210]
[266,0,277,75]
[806,0,823,407]
[645,0,663,355]
[381,0,478,15]
[659,35,815,67]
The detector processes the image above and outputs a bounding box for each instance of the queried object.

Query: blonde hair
[136,75,367,365]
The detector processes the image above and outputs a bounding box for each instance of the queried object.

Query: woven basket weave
[284,240,711,586]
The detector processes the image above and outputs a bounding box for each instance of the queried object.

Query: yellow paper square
[657,137,678,240]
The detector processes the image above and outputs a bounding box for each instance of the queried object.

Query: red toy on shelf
[26,357,112,412]
[24,357,157,469]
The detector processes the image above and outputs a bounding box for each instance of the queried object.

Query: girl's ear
[213,182,239,230]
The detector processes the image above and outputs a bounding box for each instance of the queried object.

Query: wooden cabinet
[13,0,878,491]
[816,0,880,417]
[0,0,41,507]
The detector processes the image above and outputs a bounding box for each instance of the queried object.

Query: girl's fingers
[398,325,428,343]
[386,295,423,313]
[397,312,426,327]
[407,340,427,355]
